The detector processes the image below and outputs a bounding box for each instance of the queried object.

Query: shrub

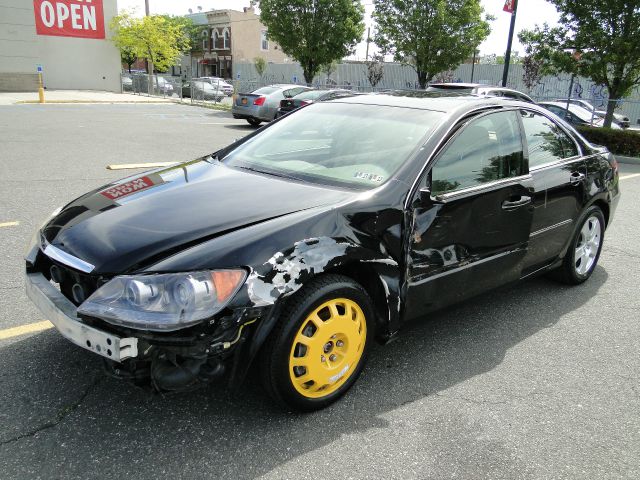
[576,126,640,158]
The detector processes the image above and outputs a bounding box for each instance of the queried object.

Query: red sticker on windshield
[100,176,156,200]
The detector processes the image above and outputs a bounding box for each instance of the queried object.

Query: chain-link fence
[120,73,233,108]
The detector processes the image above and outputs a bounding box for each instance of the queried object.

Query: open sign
[33,0,105,39]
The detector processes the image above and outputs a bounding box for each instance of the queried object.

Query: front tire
[553,206,605,284]
[259,275,373,412]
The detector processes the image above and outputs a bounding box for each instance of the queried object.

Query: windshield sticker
[354,172,384,182]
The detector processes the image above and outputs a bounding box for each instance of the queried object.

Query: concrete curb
[615,155,640,165]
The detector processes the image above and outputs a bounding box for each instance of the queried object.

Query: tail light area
[253,96,266,106]
[299,100,311,106]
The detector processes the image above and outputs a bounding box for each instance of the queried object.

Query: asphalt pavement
[0,103,638,479]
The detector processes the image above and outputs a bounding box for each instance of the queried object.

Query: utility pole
[501,0,518,87]
[470,49,478,83]
[365,27,371,61]
[145,0,154,95]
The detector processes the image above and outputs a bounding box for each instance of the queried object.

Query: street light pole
[501,0,518,87]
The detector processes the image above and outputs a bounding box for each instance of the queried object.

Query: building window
[223,29,230,50]
[261,30,269,51]
[202,30,209,51]
[213,30,220,50]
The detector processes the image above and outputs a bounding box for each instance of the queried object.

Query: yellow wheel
[260,274,373,411]
[289,298,367,398]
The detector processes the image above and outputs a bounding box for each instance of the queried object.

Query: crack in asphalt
[0,375,102,447]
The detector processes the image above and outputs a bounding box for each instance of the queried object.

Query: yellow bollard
[38,72,45,103]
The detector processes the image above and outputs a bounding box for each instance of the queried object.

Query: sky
[116,0,560,58]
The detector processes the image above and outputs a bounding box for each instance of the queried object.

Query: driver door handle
[570,172,586,184]
[502,195,532,210]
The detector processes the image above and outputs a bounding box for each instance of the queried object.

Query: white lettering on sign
[83,4,96,30]
[40,1,55,28]
[70,3,81,29]
[55,2,69,28]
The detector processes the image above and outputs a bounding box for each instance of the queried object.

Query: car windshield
[294,90,329,100]
[222,102,443,190]
[252,86,279,95]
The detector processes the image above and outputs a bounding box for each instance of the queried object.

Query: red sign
[33,0,105,39]
[503,0,517,13]
[100,177,157,201]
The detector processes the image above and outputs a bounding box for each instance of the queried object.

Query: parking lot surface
[0,103,638,479]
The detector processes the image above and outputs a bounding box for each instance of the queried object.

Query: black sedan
[25,93,619,411]
[275,89,354,117]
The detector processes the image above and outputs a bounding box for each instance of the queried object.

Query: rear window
[426,86,474,94]
[294,90,327,100]
[252,86,278,95]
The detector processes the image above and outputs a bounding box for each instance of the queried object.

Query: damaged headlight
[78,270,247,331]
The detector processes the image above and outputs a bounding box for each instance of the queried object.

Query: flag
[503,0,516,13]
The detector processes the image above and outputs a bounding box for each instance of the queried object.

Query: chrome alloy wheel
[574,215,602,275]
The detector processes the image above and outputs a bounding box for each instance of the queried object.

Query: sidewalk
[0,90,174,105]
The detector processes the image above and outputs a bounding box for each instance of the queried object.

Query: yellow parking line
[0,221,19,228]
[620,173,640,181]
[0,320,54,340]
[107,162,174,170]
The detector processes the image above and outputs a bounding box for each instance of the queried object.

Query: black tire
[259,274,374,412]
[551,205,605,285]
[247,118,261,127]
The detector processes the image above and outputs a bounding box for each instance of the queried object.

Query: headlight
[25,206,63,264]
[78,270,247,331]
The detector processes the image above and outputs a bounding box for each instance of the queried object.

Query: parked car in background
[194,77,234,96]
[427,83,535,103]
[555,98,630,128]
[232,84,312,126]
[539,101,622,129]
[275,89,354,117]
[181,80,225,102]
[25,92,619,411]
[132,76,175,96]
[121,76,133,92]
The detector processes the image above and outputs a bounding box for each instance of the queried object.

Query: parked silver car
[427,83,535,103]
[539,101,622,129]
[194,77,234,96]
[232,84,312,126]
[555,98,630,128]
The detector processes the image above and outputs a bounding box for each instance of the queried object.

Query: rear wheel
[552,206,605,284]
[260,275,373,412]
[247,118,261,127]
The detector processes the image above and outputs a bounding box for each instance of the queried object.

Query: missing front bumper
[25,272,138,362]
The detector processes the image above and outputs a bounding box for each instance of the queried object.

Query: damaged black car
[25,92,619,411]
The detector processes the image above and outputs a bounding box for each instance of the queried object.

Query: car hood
[41,157,354,274]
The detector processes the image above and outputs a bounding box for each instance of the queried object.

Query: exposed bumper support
[25,272,138,362]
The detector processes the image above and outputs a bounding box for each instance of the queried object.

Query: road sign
[293,75,297,83]
[36,65,43,73]
[237,73,240,79]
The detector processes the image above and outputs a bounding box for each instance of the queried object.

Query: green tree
[259,0,365,84]
[373,0,492,88]
[254,57,267,79]
[110,13,190,73]
[365,55,384,88]
[120,46,137,73]
[519,0,640,127]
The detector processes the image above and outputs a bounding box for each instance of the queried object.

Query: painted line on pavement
[0,221,20,228]
[107,162,175,170]
[0,320,53,340]
[620,173,640,181]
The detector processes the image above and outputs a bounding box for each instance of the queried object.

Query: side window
[520,110,578,168]
[431,111,525,196]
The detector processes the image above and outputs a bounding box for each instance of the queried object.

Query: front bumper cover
[25,272,138,362]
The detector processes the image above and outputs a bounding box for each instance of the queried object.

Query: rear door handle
[502,195,532,210]
[570,172,586,184]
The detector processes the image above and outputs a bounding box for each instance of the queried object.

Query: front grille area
[34,250,108,306]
